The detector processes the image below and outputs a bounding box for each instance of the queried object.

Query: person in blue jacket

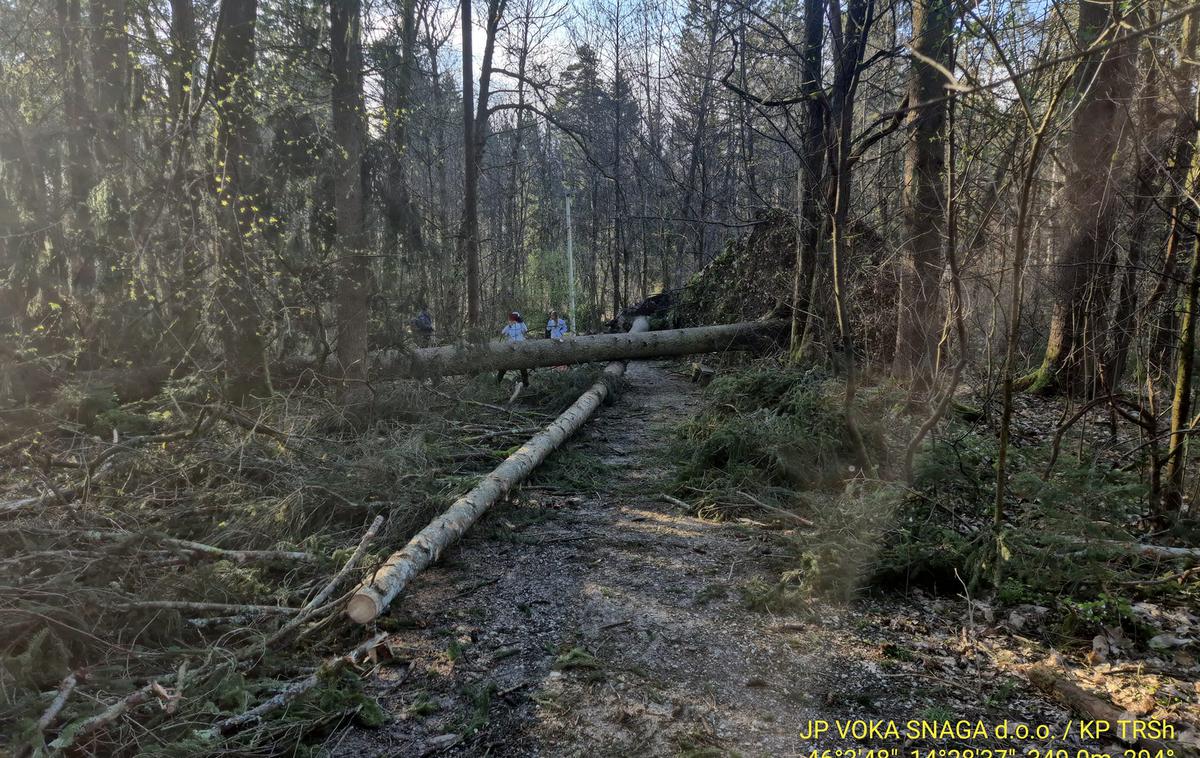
[411,305,434,347]
[497,312,530,385]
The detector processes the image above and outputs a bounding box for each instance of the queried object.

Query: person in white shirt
[497,312,530,385]
[546,310,569,341]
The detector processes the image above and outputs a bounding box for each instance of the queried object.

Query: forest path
[332,360,835,756]
[330,361,1083,757]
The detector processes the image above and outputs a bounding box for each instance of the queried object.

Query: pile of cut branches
[0,366,596,755]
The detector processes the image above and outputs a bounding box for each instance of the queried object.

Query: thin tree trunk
[331,0,370,377]
[461,0,480,327]
[168,0,196,128]
[1163,87,1200,515]
[678,1,722,271]
[790,0,828,361]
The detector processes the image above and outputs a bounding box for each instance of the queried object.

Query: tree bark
[461,0,481,328]
[1028,0,1133,396]
[789,0,828,361]
[347,318,654,623]
[56,0,97,296]
[893,0,952,395]
[91,0,129,168]
[331,0,370,378]
[369,319,785,378]
[168,0,196,128]
[211,0,264,399]
[1160,12,1200,512]
[1163,126,1200,515]
[678,1,722,271]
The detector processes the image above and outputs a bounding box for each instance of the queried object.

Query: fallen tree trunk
[347,317,652,624]
[370,318,784,379]
[1063,536,1200,563]
[1024,663,1185,753]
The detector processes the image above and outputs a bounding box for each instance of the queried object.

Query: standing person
[497,312,530,385]
[411,305,434,347]
[546,310,569,342]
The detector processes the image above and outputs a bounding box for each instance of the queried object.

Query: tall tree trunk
[678,1,721,271]
[168,0,196,128]
[458,0,506,327]
[1162,19,1200,515]
[789,0,827,360]
[826,0,872,362]
[211,0,264,398]
[91,0,128,168]
[893,0,953,395]
[1147,11,1200,379]
[460,0,480,328]
[331,0,369,377]
[162,0,199,354]
[1164,175,1200,515]
[1028,0,1133,396]
[825,0,876,473]
[56,0,96,297]
[89,0,131,319]
[611,4,624,317]
[381,0,424,298]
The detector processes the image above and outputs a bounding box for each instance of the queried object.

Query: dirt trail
[331,361,1086,757]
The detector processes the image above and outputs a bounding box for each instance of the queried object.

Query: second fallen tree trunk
[346,317,651,624]
[370,319,784,379]
[1063,537,1200,563]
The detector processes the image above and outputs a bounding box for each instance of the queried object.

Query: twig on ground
[214,631,387,736]
[659,493,693,511]
[158,538,317,564]
[736,490,815,526]
[121,600,300,615]
[264,515,384,646]
[55,683,157,752]
[28,670,82,751]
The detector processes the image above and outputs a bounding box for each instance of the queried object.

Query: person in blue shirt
[546,310,569,341]
[497,312,530,385]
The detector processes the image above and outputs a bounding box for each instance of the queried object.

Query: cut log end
[346,592,382,624]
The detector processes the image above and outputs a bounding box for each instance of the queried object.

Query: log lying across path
[346,317,652,624]
[373,318,785,378]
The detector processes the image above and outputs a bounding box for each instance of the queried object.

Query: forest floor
[329,361,1167,758]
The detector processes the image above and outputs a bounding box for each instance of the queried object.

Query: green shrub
[51,381,118,427]
[673,367,885,496]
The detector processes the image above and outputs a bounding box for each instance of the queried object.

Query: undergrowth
[0,361,608,756]
[668,364,1199,649]
[669,364,889,520]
